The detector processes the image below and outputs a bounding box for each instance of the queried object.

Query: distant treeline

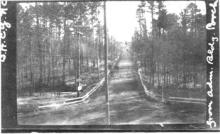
[132,1,206,89]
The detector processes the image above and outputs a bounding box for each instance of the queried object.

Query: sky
[19,1,206,43]
[106,1,206,42]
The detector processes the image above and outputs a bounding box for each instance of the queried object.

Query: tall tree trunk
[157,62,160,87]
[36,2,43,92]
[150,2,155,87]
[163,64,166,87]
[62,17,66,86]
[21,67,24,89]
[29,35,33,96]
[81,45,83,73]
[97,37,100,79]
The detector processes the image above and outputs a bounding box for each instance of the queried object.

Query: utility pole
[104,1,110,125]
[76,31,81,97]
[70,25,87,97]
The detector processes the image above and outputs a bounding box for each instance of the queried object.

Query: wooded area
[16,1,207,125]
[132,1,206,91]
[17,2,121,96]
[17,1,206,98]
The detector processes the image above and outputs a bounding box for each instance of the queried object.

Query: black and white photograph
[1,0,219,132]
